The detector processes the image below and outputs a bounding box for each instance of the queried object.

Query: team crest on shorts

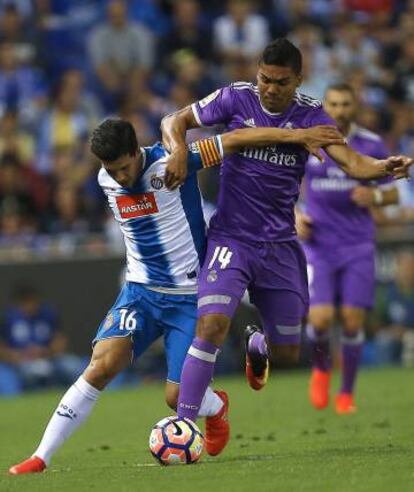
[103,312,114,331]
[150,175,164,190]
[207,270,218,283]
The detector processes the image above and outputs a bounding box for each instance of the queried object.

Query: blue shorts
[93,282,197,383]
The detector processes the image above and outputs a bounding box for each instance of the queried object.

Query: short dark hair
[259,39,302,75]
[325,82,355,98]
[90,118,138,162]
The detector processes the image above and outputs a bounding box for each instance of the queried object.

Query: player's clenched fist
[383,155,413,180]
[165,147,188,189]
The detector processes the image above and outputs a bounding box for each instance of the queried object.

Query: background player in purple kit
[296,83,400,414]
[161,39,413,451]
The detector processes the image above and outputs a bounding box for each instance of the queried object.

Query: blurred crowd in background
[0,0,414,394]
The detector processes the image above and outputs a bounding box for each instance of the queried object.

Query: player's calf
[268,343,300,368]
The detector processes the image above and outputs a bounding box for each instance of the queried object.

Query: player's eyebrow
[259,72,291,84]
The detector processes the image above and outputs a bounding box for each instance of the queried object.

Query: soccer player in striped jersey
[161,38,413,450]
[9,117,344,474]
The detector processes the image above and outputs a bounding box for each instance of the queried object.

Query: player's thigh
[339,305,366,334]
[250,288,306,347]
[84,337,133,389]
[305,249,337,308]
[308,305,336,332]
[339,247,375,310]
[95,282,163,359]
[198,235,252,320]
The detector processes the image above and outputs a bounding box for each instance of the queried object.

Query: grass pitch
[1,368,413,492]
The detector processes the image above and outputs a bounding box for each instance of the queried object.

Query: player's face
[324,90,356,131]
[257,63,302,113]
[103,152,142,188]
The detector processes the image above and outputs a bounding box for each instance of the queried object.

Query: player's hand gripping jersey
[98,137,223,291]
[192,82,334,242]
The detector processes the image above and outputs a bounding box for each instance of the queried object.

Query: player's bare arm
[351,185,399,208]
[219,125,344,158]
[324,143,413,180]
[295,209,313,240]
[161,106,199,190]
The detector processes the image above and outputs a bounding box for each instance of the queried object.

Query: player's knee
[268,344,300,367]
[196,314,230,346]
[83,357,121,390]
[340,309,365,334]
[309,312,334,332]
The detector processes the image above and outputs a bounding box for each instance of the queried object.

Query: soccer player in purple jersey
[296,83,399,414]
[161,39,413,453]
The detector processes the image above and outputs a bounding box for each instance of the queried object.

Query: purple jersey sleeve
[191,86,234,127]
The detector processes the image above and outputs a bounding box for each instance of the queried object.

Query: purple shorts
[303,242,375,309]
[198,235,309,345]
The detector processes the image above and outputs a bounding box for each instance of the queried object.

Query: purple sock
[177,337,219,422]
[248,332,268,358]
[340,331,364,394]
[306,325,331,372]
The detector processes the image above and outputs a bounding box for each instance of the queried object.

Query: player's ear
[295,73,303,87]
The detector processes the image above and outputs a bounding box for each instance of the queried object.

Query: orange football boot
[309,368,331,410]
[335,393,356,415]
[205,390,230,456]
[245,325,269,391]
[9,456,46,475]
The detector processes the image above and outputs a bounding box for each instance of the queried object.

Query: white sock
[33,376,100,465]
[198,386,224,417]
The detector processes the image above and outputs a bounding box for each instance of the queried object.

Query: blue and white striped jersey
[98,137,223,292]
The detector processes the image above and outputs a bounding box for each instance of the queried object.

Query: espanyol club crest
[151,175,164,190]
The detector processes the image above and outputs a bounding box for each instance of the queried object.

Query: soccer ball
[149,416,204,465]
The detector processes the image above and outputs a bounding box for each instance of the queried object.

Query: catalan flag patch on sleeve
[194,136,223,168]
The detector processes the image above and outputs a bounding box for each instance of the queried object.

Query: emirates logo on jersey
[116,193,159,219]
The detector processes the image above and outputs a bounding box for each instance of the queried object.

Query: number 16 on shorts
[208,246,233,270]
[119,309,137,330]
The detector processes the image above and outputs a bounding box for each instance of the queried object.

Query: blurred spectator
[0,3,38,64]
[0,152,36,217]
[36,71,93,174]
[371,251,414,366]
[332,22,382,79]
[0,0,32,19]
[169,49,221,99]
[213,0,270,63]
[0,285,84,396]
[0,110,35,165]
[388,34,414,104]
[0,41,47,125]
[159,0,212,64]
[48,184,96,247]
[88,0,154,111]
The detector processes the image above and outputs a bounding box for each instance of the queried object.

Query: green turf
[1,368,414,492]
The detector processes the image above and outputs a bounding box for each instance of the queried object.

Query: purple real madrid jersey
[303,124,390,248]
[192,82,335,243]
